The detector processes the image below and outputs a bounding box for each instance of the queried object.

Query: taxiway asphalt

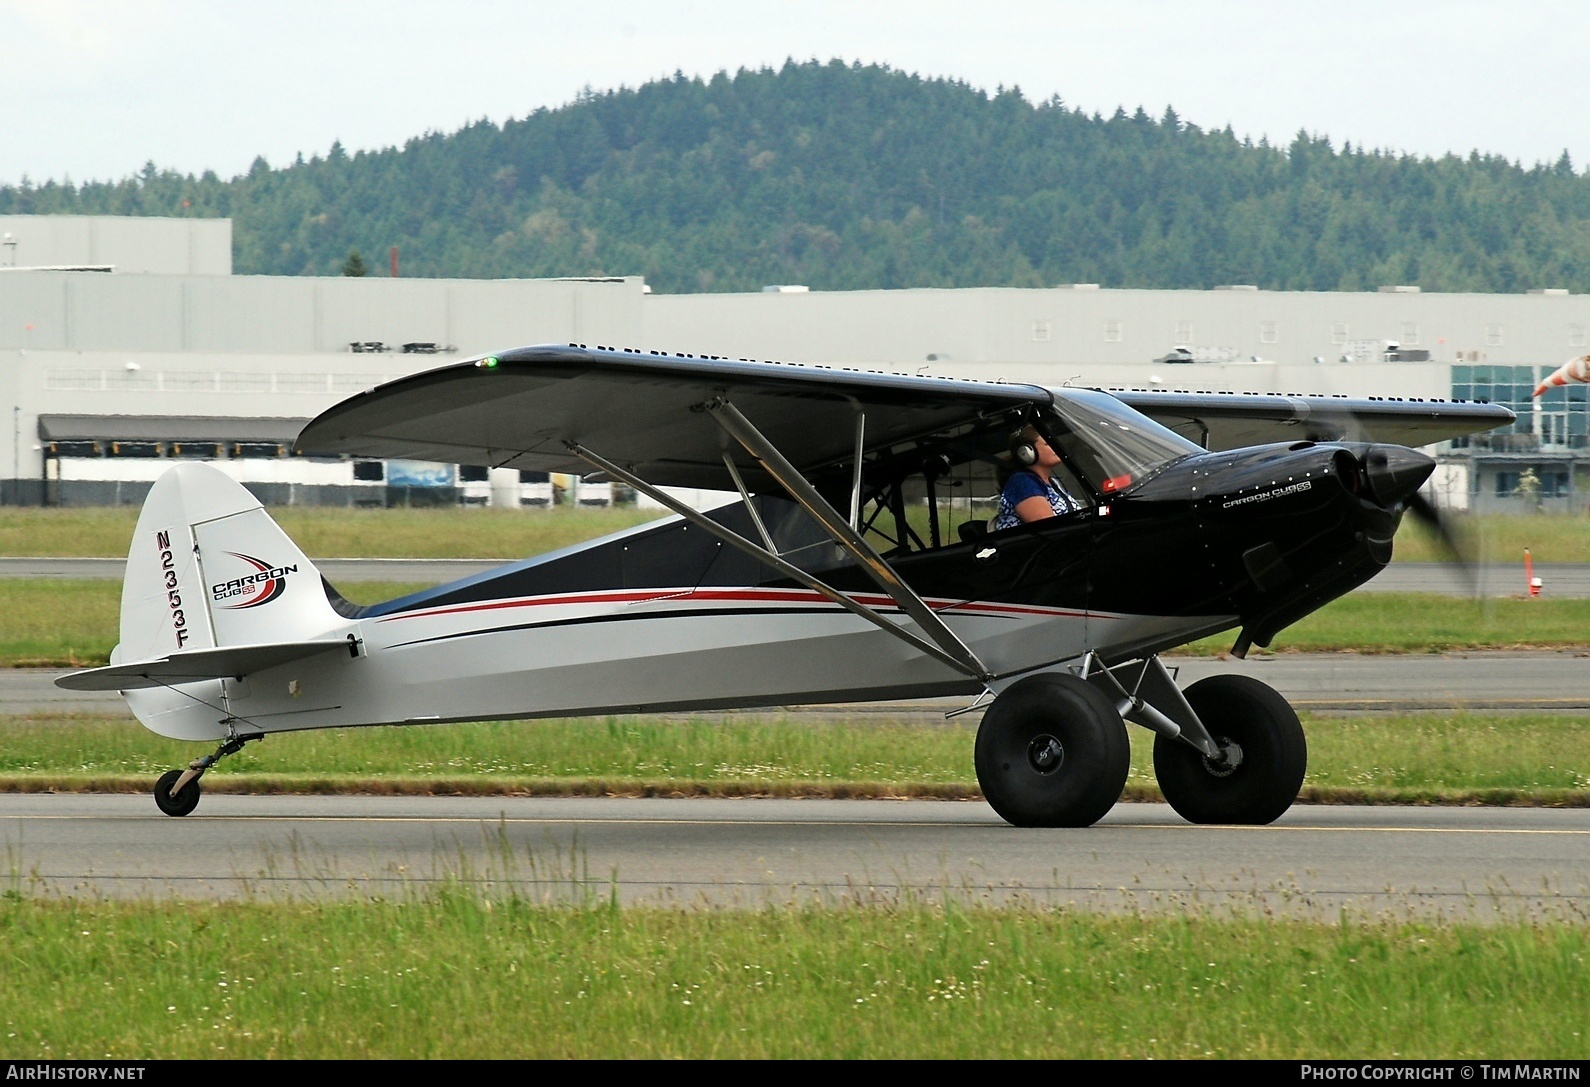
[2,794,1583,918]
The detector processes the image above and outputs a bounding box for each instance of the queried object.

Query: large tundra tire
[1153,674,1306,825]
[974,673,1130,828]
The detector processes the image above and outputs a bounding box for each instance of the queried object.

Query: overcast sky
[3,0,1588,187]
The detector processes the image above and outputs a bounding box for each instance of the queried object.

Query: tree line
[4,59,1588,295]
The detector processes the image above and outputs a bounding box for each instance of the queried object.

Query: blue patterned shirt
[990,469,1081,531]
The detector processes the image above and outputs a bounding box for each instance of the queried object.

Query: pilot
[990,424,1082,531]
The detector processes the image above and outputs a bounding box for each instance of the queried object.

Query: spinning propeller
[1357,437,1479,593]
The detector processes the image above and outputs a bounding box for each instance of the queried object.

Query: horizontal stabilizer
[54,638,351,692]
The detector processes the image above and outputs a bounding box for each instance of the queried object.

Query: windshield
[1045,388,1203,494]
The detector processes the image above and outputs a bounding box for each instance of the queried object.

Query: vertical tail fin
[119,463,343,661]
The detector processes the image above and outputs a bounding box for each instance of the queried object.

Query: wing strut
[566,442,989,680]
[700,397,991,680]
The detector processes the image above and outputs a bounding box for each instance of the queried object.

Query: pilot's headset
[1009,427,1040,467]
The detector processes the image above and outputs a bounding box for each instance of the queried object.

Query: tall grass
[0,894,1582,1058]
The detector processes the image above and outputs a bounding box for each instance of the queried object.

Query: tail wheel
[975,672,1130,828]
[1153,674,1306,825]
[154,769,201,817]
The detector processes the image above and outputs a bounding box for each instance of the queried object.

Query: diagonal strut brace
[701,397,990,680]
[565,442,987,679]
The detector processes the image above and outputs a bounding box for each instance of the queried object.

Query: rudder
[119,463,343,661]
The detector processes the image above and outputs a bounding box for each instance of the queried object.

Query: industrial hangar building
[2,214,1587,513]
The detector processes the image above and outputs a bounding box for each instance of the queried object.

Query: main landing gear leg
[154,728,261,818]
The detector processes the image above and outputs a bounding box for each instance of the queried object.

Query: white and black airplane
[57,345,1512,826]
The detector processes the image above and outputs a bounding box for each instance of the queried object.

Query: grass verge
[2,711,1585,806]
[0,506,661,560]
[0,580,430,665]
[0,894,1583,1058]
[8,582,1590,667]
[1179,593,1590,655]
[6,507,1590,563]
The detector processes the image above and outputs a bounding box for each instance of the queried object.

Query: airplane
[56,344,1513,826]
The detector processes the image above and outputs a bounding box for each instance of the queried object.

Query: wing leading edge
[295,345,1048,491]
[295,346,1517,490]
[1110,389,1515,451]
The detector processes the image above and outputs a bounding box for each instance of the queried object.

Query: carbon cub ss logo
[1221,480,1313,510]
[154,529,191,647]
[211,552,298,609]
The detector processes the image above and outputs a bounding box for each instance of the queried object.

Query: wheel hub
[1202,737,1244,778]
[1027,734,1065,774]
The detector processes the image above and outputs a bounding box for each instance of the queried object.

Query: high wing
[296,348,1516,482]
[296,345,1047,491]
[1110,389,1515,451]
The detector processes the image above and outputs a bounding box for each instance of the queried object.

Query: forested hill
[5,60,1590,294]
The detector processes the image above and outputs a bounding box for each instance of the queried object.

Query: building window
[1400,322,1420,346]
[352,460,384,482]
[458,464,489,483]
[1259,320,1279,344]
[1571,324,1587,349]
[1175,320,1193,343]
[1331,323,1348,345]
[220,372,272,393]
[1031,320,1051,342]
[43,369,104,392]
[1485,324,1504,347]
[163,372,218,392]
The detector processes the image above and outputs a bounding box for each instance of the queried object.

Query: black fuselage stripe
[378,604,1027,652]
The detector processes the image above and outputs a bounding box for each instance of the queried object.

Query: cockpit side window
[1043,389,1202,495]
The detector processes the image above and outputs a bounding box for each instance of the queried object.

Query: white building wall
[0,215,231,275]
[642,286,1590,378]
[0,271,645,356]
[7,259,1588,499]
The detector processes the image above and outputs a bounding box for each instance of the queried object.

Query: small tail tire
[975,672,1130,828]
[154,769,201,817]
[1153,674,1306,825]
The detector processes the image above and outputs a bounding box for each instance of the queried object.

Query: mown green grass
[0,580,430,666]
[0,895,1582,1058]
[5,506,1590,563]
[1394,512,1590,564]
[8,581,1590,668]
[3,711,1584,805]
[0,506,661,560]
[1181,593,1590,655]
